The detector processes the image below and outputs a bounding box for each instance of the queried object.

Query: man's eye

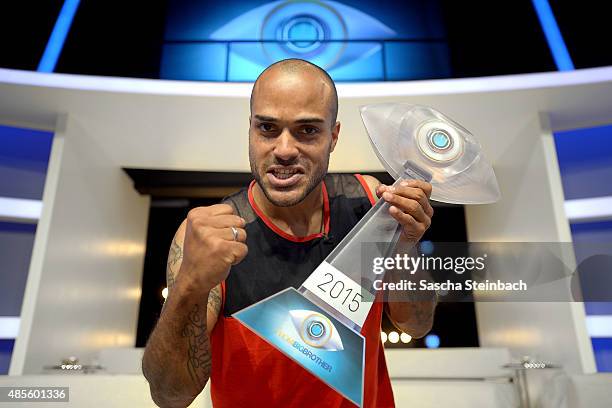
[259,123,275,133]
[301,126,319,135]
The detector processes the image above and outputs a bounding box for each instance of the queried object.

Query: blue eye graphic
[289,309,344,351]
[416,121,464,163]
[210,0,396,78]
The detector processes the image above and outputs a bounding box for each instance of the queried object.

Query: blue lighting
[425,333,440,349]
[531,0,574,71]
[162,0,449,82]
[37,0,81,73]
[0,340,15,375]
[420,240,434,255]
[554,124,612,200]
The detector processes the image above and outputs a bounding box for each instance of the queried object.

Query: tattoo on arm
[179,287,222,390]
[207,286,222,315]
[166,238,182,290]
[181,303,210,389]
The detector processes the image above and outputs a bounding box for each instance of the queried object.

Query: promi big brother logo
[275,310,344,374]
[289,310,344,351]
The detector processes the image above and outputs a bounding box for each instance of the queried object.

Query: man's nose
[274,129,299,162]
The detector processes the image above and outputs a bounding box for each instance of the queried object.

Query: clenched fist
[180,204,248,292]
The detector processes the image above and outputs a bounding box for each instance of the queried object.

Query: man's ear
[330,121,340,152]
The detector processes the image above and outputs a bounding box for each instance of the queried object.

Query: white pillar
[10,114,150,374]
[466,113,596,375]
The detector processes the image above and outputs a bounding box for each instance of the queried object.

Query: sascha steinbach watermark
[352,241,612,302]
[371,253,527,292]
[361,242,612,302]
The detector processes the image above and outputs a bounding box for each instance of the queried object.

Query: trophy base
[233,287,365,407]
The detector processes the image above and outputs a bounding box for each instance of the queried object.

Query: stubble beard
[249,147,330,208]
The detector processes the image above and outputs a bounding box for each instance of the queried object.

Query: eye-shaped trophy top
[360,103,501,205]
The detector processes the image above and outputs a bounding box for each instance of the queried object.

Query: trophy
[234,104,501,406]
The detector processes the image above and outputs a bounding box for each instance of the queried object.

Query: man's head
[249,59,339,207]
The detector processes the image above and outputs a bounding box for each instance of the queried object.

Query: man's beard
[249,149,330,208]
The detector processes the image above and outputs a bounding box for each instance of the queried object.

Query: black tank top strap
[221,184,257,224]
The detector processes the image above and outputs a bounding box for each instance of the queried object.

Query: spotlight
[425,333,440,349]
[161,287,168,299]
[420,240,434,255]
[388,331,399,344]
[381,332,387,343]
[400,333,412,344]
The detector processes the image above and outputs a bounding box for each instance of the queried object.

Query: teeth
[272,168,298,180]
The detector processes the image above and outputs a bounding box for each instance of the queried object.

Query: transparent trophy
[234,104,501,407]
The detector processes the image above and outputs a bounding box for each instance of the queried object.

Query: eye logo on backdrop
[289,309,344,351]
[161,0,451,81]
[210,0,396,71]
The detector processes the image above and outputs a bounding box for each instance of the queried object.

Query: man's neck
[252,182,325,237]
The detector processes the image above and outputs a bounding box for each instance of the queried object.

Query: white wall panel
[464,114,595,375]
[10,115,150,374]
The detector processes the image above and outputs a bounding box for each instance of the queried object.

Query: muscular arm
[362,175,437,338]
[383,251,437,338]
[142,222,221,408]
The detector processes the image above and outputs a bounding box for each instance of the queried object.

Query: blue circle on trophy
[429,130,452,150]
[308,320,326,338]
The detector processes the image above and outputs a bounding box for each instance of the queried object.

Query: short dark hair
[250,58,339,124]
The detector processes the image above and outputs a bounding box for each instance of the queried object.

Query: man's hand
[376,180,434,243]
[373,180,436,338]
[180,204,248,292]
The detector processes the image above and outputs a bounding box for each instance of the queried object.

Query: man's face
[249,70,339,207]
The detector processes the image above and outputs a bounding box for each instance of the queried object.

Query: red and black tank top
[210,173,395,408]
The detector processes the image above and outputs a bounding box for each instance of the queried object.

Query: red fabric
[353,174,377,206]
[210,300,394,407]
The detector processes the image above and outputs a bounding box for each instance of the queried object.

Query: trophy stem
[299,178,411,332]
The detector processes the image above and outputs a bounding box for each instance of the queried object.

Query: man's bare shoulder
[360,174,381,196]
[176,218,187,242]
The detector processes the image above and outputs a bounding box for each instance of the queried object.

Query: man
[142,59,436,408]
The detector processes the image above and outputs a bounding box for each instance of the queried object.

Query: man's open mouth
[266,167,304,188]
